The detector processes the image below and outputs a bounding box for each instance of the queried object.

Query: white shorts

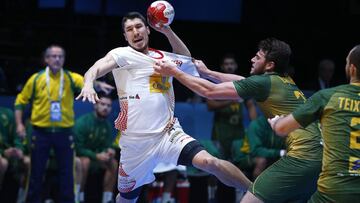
[117,120,195,193]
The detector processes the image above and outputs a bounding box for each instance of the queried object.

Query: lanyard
[45,66,64,101]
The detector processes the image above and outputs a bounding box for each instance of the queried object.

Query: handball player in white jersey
[76,12,251,203]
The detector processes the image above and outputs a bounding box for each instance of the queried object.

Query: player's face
[95,97,112,118]
[250,50,267,75]
[44,47,65,73]
[123,18,150,53]
[221,58,238,74]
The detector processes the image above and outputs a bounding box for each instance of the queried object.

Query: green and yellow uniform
[74,113,114,170]
[293,83,360,202]
[233,73,322,202]
[247,116,285,159]
[15,68,83,202]
[0,107,23,155]
[15,69,83,129]
[211,102,245,159]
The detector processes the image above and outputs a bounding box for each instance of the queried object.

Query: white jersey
[110,46,198,136]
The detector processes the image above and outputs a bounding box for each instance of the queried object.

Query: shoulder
[108,46,130,55]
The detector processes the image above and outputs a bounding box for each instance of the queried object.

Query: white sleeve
[109,47,130,68]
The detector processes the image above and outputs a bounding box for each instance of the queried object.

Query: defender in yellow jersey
[154,38,322,203]
[269,45,360,202]
[14,45,113,203]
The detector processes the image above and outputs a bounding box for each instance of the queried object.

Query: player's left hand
[153,60,179,76]
[76,83,99,104]
[193,59,211,75]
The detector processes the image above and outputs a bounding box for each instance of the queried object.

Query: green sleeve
[293,89,330,128]
[105,123,114,150]
[74,116,97,160]
[98,122,113,153]
[233,75,270,102]
[248,117,280,158]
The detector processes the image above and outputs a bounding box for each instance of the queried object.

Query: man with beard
[154,38,323,203]
[74,93,117,203]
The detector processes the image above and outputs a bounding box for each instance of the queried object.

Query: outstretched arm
[76,53,118,103]
[152,25,191,56]
[268,115,301,137]
[194,60,244,82]
[154,60,241,100]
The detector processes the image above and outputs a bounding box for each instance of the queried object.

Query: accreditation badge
[50,101,62,122]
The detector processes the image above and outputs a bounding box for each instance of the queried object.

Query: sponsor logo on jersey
[150,74,171,93]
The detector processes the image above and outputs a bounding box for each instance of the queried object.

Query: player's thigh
[250,156,321,203]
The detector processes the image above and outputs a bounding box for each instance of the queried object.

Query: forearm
[84,55,117,85]
[175,70,216,99]
[200,69,244,83]
[15,109,24,126]
[164,28,191,56]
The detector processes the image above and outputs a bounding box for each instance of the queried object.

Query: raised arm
[268,115,301,137]
[194,60,244,82]
[154,60,241,100]
[76,53,118,103]
[151,25,190,56]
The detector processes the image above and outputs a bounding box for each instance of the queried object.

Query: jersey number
[350,117,360,149]
[349,117,360,173]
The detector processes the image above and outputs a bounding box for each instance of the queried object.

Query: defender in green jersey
[154,38,323,203]
[269,45,360,202]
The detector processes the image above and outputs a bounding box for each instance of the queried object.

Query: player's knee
[0,158,9,172]
[198,156,221,173]
[75,157,82,171]
[80,157,91,170]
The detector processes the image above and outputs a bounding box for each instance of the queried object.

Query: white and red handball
[147,1,175,28]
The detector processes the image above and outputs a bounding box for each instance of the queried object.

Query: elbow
[274,124,288,137]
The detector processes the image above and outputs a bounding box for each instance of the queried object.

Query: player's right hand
[16,123,26,138]
[76,83,99,104]
[193,59,210,75]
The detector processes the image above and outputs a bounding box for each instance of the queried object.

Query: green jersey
[74,113,114,160]
[0,107,23,155]
[247,116,285,158]
[233,73,322,161]
[212,102,245,159]
[293,83,360,194]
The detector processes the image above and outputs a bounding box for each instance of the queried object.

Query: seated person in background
[74,93,117,203]
[207,53,257,160]
[247,116,286,179]
[0,107,28,203]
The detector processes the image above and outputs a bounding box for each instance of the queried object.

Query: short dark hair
[43,44,66,58]
[121,12,147,33]
[258,38,291,75]
[349,45,360,79]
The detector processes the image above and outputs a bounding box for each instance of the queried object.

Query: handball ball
[147,1,175,28]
